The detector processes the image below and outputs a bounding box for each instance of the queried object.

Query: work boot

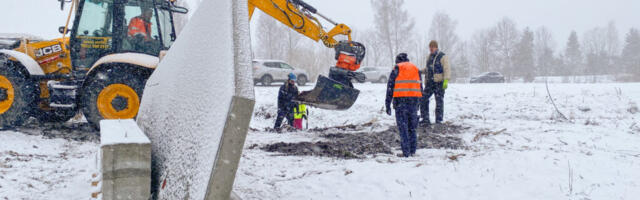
[419,120,431,127]
[273,127,282,133]
[396,153,409,157]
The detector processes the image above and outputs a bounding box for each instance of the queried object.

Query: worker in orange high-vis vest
[127,8,153,40]
[385,53,423,157]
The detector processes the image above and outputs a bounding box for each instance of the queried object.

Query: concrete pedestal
[100,119,152,200]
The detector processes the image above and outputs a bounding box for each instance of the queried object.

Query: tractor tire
[34,109,77,123]
[261,75,273,86]
[297,75,307,86]
[80,65,151,130]
[0,58,38,128]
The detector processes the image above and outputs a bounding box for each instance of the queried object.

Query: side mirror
[59,26,71,34]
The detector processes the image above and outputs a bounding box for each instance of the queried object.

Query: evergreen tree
[514,27,535,81]
[565,31,583,75]
[621,28,640,77]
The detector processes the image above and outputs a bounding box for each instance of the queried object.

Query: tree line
[187,0,640,83]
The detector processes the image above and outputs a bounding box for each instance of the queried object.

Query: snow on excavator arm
[248,0,353,48]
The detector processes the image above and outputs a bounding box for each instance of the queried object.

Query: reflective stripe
[395,80,421,84]
[393,62,422,98]
[394,88,422,92]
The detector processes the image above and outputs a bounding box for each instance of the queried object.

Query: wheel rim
[263,76,271,85]
[298,77,306,85]
[0,75,15,114]
[96,83,140,119]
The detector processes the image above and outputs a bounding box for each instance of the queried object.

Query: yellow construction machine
[0,0,364,129]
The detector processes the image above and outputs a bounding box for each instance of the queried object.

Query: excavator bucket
[295,75,359,110]
[295,41,366,111]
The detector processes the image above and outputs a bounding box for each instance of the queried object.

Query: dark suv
[470,72,505,83]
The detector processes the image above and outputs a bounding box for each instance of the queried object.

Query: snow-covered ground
[0,83,638,199]
[0,126,97,199]
[234,83,640,200]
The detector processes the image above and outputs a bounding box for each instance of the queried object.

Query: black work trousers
[421,81,445,123]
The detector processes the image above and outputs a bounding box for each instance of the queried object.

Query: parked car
[470,72,505,83]
[357,66,391,83]
[252,59,310,86]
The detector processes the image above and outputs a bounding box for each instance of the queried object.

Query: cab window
[72,0,113,69]
[120,1,164,55]
[156,8,174,48]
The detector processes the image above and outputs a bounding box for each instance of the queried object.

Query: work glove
[385,105,392,116]
[443,79,449,90]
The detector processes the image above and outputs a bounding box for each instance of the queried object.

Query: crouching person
[293,104,307,130]
[385,53,423,157]
[274,73,300,131]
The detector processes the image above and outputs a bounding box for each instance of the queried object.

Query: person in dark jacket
[385,53,423,157]
[274,73,300,130]
[420,40,451,125]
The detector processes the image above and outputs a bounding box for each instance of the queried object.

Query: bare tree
[534,26,556,76]
[470,29,496,74]
[583,27,608,76]
[491,17,520,80]
[356,29,387,67]
[606,21,621,60]
[605,21,621,72]
[428,11,460,57]
[254,12,288,59]
[371,0,415,66]
[452,42,471,81]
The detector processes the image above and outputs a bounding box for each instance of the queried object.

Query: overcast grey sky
[2,0,639,49]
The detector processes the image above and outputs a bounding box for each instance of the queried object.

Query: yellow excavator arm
[248,0,352,48]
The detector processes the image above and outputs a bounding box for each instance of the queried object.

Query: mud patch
[262,122,468,159]
[253,106,274,120]
[6,119,99,142]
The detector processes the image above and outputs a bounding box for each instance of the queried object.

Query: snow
[90,53,159,69]
[0,83,638,199]
[99,119,150,146]
[135,0,253,199]
[0,33,43,41]
[0,49,45,75]
[234,83,640,199]
[0,131,97,200]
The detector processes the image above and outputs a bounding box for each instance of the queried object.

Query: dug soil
[261,122,468,159]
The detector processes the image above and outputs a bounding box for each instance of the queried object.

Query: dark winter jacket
[424,51,451,83]
[277,82,299,110]
[385,65,423,109]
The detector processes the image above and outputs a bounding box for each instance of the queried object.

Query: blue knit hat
[288,73,297,81]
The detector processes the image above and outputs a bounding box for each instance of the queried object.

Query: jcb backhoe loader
[0,0,364,129]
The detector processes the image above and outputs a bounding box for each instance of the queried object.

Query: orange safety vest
[128,17,151,39]
[393,62,422,98]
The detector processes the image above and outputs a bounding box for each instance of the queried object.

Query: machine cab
[69,0,184,72]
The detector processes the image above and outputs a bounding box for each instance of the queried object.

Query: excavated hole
[261,122,468,159]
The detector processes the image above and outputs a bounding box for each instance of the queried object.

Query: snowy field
[0,83,638,199]
[235,83,640,200]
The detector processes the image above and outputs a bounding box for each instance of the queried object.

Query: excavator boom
[248,0,352,48]
[247,0,366,110]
